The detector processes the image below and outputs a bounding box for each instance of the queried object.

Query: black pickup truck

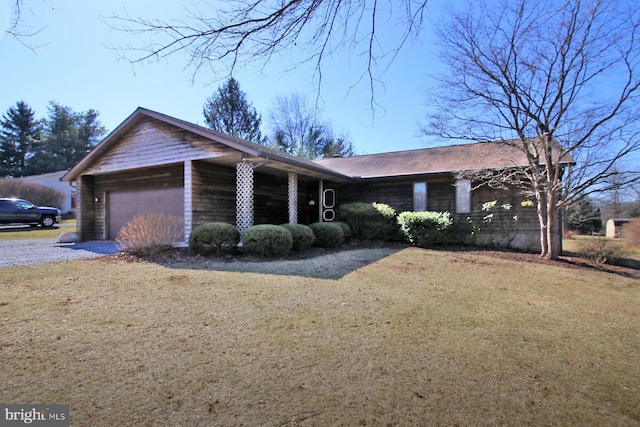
[0,198,61,228]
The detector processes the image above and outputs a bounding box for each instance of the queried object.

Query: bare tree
[423,0,640,259]
[107,0,429,106]
[268,92,354,159]
[269,93,317,153]
[3,1,46,51]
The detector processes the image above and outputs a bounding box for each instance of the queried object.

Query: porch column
[236,161,254,233]
[184,160,193,242]
[288,172,298,224]
[318,179,324,222]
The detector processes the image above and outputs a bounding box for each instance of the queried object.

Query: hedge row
[189,221,351,258]
[121,199,536,258]
[187,201,461,258]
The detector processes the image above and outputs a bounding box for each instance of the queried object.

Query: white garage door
[107,187,184,240]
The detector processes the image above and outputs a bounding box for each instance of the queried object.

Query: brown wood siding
[332,178,455,214]
[333,180,413,212]
[460,185,543,252]
[254,171,289,225]
[83,118,237,175]
[426,181,456,212]
[78,175,96,241]
[80,164,184,240]
[331,176,545,253]
[190,161,237,228]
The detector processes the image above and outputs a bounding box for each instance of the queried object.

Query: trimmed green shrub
[309,222,344,247]
[116,213,184,256]
[279,223,315,251]
[337,202,400,241]
[242,224,293,257]
[189,222,240,256]
[397,211,455,247]
[332,221,352,240]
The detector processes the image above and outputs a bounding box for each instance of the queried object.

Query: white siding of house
[17,170,75,213]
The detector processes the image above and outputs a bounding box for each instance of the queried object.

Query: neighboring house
[18,170,76,214]
[606,218,633,238]
[62,107,571,253]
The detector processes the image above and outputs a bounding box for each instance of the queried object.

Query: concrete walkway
[0,239,119,269]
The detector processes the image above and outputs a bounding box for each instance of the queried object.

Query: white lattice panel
[288,172,298,224]
[236,161,254,233]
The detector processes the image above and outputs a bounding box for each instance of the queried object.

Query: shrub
[332,221,352,240]
[337,202,399,241]
[621,218,640,248]
[279,223,315,251]
[189,222,240,256]
[242,224,292,257]
[116,213,184,256]
[397,211,455,247]
[0,177,66,209]
[578,237,627,267]
[309,222,344,247]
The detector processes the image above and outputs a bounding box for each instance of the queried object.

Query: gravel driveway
[0,239,120,269]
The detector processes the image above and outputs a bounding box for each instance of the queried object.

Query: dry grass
[563,235,640,269]
[0,220,76,241]
[1,248,639,426]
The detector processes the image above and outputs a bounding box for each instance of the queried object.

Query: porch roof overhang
[62,107,353,183]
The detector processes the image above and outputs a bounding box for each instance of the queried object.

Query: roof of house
[315,141,574,179]
[63,107,575,183]
[63,107,351,182]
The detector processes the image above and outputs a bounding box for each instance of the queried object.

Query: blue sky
[0,0,448,155]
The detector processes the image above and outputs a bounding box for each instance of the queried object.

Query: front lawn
[1,248,638,426]
[563,235,640,268]
[0,219,76,240]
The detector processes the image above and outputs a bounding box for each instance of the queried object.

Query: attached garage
[64,108,350,242]
[107,187,184,240]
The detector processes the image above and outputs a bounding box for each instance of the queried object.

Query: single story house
[606,218,633,238]
[62,107,570,253]
[17,170,76,214]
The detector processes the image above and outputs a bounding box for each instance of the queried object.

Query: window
[413,182,427,211]
[15,200,34,210]
[456,179,471,214]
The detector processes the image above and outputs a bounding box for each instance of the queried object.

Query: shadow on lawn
[0,225,62,232]
[111,244,640,280]
[136,245,406,280]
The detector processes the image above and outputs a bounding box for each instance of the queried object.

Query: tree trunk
[535,174,562,260]
[546,203,559,260]
[535,191,549,258]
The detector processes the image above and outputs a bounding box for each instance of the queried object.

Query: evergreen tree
[202,77,265,144]
[0,101,42,177]
[321,136,355,158]
[77,109,106,154]
[29,102,106,174]
[566,198,603,234]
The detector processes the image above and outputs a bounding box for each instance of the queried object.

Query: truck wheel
[40,216,55,228]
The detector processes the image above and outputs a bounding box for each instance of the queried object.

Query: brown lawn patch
[0,248,638,426]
